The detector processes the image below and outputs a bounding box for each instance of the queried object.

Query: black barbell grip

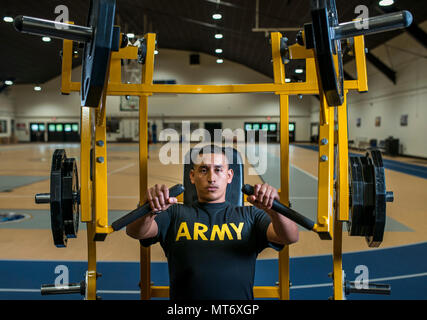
[242,184,316,231]
[111,184,184,231]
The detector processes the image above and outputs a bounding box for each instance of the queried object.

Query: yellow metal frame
[61,29,368,300]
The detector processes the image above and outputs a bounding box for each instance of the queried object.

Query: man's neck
[197,198,226,204]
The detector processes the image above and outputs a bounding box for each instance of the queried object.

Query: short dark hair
[197,144,225,156]
[191,144,227,168]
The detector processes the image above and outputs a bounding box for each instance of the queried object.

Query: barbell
[242,149,394,248]
[34,149,185,247]
[14,0,123,108]
[298,0,412,106]
[35,149,80,247]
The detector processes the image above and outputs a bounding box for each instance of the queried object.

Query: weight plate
[348,150,387,248]
[62,157,80,238]
[310,0,344,106]
[360,156,375,240]
[365,150,387,248]
[50,149,67,248]
[348,156,365,236]
[81,0,116,107]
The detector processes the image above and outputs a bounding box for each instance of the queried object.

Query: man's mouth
[207,186,219,192]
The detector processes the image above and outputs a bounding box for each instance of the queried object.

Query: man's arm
[126,213,158,240]
[247,183,299,245]
[126,184,177,240]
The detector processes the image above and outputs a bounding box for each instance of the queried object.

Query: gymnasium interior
[0,0,426,301]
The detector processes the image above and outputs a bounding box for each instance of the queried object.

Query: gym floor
[0,142,426,300]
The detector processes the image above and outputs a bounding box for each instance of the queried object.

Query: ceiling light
[34,86,42,91]
[215,48,223,54]
[3,16,14,23]
[154,50,159,55]
[126,33,135,39]
[42,36,51,42]
[212,13,222,20]
[379,0,394,6]
[216,59,224,64]
[214,33,223,39]
[5,80,13,85]
[285,78,291,83]
[295,68,304,74]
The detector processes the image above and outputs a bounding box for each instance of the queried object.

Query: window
[106,119,120,133]
[261,124,269,131]
[56,124,63,132]
[31,124,39,131]
[39,124,45,131]
[252,123,260,130]
[72,124,79,132]
[0,120,7,133]
[289,123,295,132]
[269,124,277,131]
[244,124,252,131]
[48,124,56,132]
[64,124,72,132]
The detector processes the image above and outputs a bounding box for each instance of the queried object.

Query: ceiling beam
[406,24,427,49]
[365,52,396,84]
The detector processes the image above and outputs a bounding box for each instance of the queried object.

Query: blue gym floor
[1,242,426,300]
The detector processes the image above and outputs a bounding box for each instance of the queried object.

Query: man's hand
[247,183,299,245]
[147,184,178,213]
[246,183,279,214]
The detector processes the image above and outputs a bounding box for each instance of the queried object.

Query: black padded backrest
[183,147,244,206]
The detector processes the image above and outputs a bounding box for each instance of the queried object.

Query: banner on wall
[120,95,139,111]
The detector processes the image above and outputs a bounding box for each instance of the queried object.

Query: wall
[317,21,427,158]
[0,92,15,139]
[7,48,312,142]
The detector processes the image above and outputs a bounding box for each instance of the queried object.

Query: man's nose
[207,169,216,182]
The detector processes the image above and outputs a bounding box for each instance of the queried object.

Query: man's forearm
[126,214,156,239]
[267,209,299,244]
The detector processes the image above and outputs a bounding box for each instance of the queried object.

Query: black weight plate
[50,149,67,248]
[348,155,365,236]
[81,0,116,107]
[62,158,79,238]
[310,0,344,107]
[360,155,374,236]
[365,150,387,248]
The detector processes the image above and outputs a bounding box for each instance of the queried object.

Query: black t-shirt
[140,201,284,300]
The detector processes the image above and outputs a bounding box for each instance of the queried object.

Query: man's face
[190,152,234,203]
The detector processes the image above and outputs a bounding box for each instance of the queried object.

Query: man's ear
[227,168,234,184]
[189,169,195,184]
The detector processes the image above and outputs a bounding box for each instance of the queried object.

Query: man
[126,145,298,300]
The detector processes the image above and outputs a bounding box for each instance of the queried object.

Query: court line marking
[291,271,427,290]
[107,163,136,176]
[294,144,427,176]
[2,271,426,294]
[0,289,41,293]
[290,165,318,181]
